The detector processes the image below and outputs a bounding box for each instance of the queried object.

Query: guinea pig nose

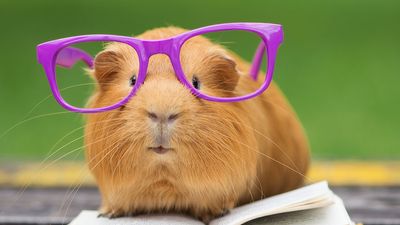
[147,111,179,123]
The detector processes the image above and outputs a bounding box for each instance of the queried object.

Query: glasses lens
[55,41,140,109]
[180,30,268,99]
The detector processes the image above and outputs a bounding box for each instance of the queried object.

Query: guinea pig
[84,27,310,223]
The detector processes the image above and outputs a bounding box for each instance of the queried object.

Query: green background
[0,0,399,160]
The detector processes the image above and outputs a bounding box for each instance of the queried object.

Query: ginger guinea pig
[84,27,309,222]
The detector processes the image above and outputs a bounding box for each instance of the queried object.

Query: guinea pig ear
[208,53,240,92]
[92,50,123,87]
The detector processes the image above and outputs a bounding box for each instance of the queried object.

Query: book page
[210,181,334,225]
[245,196,353,225]
[69,181,349,225]
[69,211,204,225]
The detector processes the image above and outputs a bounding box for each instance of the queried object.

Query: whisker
[59,132,132,218]
[215,115,301,172]
[6,119,125,213]
[22,94,53,119]
[0,111,71,140]
[195,121,309,182]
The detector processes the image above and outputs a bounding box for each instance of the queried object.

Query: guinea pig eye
[129,74,137,86]
[192,75,200,90]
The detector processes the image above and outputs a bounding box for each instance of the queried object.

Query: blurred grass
[0,0,399,160]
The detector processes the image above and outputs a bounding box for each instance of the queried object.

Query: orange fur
[84,27,309,223]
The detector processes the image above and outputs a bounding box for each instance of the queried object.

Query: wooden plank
[0,187,98,225]
[333,186,400,225]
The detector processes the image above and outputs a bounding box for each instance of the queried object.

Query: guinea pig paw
[216,199,235,217]
[97,212,109,218]
[97,209,125,219]
[196,213,214,225]
[218,207,231,217]
[196,209,230,224]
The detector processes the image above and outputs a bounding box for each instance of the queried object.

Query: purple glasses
[36,23,283,113]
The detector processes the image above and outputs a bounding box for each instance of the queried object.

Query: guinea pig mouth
[148,146,172,154]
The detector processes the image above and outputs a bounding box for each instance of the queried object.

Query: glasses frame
[37,22,283,113]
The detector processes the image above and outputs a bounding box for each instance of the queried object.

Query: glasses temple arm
[55,47,94,69]
[249,42,265,80]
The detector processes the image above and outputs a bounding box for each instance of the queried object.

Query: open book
[69,181,353,225]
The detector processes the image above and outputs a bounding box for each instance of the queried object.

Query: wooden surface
[0,186,399,225]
